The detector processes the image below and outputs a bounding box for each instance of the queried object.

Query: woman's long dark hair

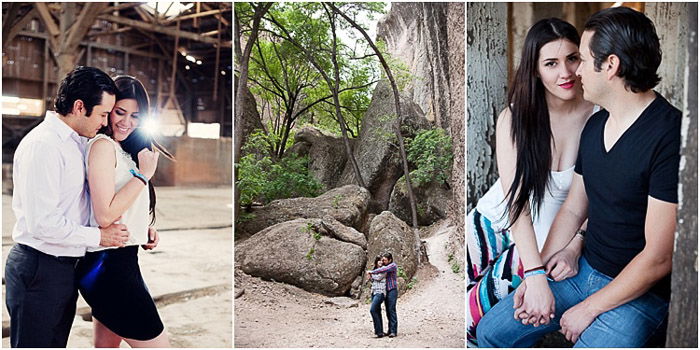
[373,255,383,270]
[110,76,173,225]
[504,18,580,227]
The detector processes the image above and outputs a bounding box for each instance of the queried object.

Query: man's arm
[578,197,674,312]
[540,174,589,263]
[369,262,397,274]
[559,196,676,342]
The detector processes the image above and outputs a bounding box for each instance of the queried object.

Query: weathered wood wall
[466,2,505,211]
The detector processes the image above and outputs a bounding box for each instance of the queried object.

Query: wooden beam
[88,26,133,37]
[201,3,229,26]
[102,2,142,13]
[201,30,221,37]
[97,13,231,46]
[2,3,21,40]
[34,2,60,37]
[4,8,39,49]
[161,9,230,25]
[18,30,168,60]
[134,5,154,23]
[63,2,109,52]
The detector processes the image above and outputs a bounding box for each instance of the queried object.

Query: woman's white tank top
[475,166,574,251]
[86,134,150,252]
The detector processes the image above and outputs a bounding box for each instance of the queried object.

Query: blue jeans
[477,256,668,347]
[385,288,398,335]
[370,293,385,336]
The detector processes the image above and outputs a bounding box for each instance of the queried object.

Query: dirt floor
[234,220,465,348]
[2,187,233,348]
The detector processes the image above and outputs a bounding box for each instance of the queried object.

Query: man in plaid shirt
[368,252,398,337]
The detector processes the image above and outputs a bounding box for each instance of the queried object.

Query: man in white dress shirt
[5,66,132,348]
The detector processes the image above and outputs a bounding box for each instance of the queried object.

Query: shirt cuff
[83,226,102,248]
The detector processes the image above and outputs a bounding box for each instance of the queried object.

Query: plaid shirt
[370,262,397,291]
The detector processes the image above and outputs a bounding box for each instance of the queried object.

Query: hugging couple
[467,7,682,348]
[367,252,399,338]
[5,66,173,347]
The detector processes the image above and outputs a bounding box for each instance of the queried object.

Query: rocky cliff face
[378,2,465,264]
[377,3,453,133]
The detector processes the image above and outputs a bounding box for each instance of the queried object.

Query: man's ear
[72,99,86,117]
[605,54,620,80]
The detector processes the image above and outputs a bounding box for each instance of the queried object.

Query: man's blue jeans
[385,288,398,335]
[370,293,385,336]
[477,256,668,347]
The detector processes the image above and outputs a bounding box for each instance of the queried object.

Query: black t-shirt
[575,92,681,301]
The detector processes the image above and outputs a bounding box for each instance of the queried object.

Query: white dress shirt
[12,111,101,257]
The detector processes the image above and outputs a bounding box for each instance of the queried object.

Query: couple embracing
[5,66,173,347]
[468,7,681,348]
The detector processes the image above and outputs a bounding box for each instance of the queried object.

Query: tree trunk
[265,12,366,188]
[329,3,421,264]
[466,2,506,211]
[234,2,272,223]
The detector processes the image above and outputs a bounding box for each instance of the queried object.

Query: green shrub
[406,128,453,186]
[236,130,322,206]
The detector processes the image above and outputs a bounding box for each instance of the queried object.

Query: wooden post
[213,17,221,102]
[663,3,698,347]
[466,2,506,210]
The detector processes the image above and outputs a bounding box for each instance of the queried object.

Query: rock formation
[237,218,366,296]
[287,127,351,191]
[337,80,432,212]
[388,179,451,226]
[237,185,371,238]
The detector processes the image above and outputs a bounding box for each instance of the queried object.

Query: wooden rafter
[201,3,229,26]
[62,2,109,53]
[34,2,60,36]
[97,14,232,47]
[102,2,142,13]
[2,3,21,39]
[161,8,230,25]
[3,7,38,48]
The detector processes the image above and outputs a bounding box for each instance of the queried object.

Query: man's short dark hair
[54,66,118,116]
[382,252,393,263]
[584,7,662,92]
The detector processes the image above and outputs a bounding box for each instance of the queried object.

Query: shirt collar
[45,111,84,144]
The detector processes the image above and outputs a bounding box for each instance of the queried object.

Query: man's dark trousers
[5,243,79,348]
[385,288,398,335]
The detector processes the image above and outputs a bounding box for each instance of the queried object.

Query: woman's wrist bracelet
[130,169,148,186]
[524,265,545,274]
[524,269,546,279]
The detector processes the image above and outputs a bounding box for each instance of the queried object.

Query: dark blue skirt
[76,246,164,341]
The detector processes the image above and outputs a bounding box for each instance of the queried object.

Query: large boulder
[287,127,351,190]
[364,211,420,296]
[236,218,366,296]
[338,80,432,212]
[237,185,371,238]
[388,179,452,226]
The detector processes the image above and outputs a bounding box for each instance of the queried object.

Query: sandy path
[234,221,465,348]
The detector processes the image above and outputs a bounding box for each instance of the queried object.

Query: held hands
[99,219,130,247]
[137,148,160,180]
[513,275,556,327]
[141,227,159,250]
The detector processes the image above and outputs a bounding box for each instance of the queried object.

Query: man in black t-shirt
[477,7,681,347]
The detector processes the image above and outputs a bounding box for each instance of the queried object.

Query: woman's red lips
[559,81,574,89]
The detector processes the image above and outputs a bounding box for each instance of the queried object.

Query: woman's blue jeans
[477,256,669,347]
[370,293,385,336]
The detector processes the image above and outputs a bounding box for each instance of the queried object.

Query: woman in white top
[467,18,596,346]
[76,76,173,347]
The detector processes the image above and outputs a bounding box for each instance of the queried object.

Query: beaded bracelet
[130,169,148,186]
[524,269,546,279]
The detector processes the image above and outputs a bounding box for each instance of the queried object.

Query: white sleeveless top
[475,167,574,251]
[475,105,600,251]
[86,134,150,251]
